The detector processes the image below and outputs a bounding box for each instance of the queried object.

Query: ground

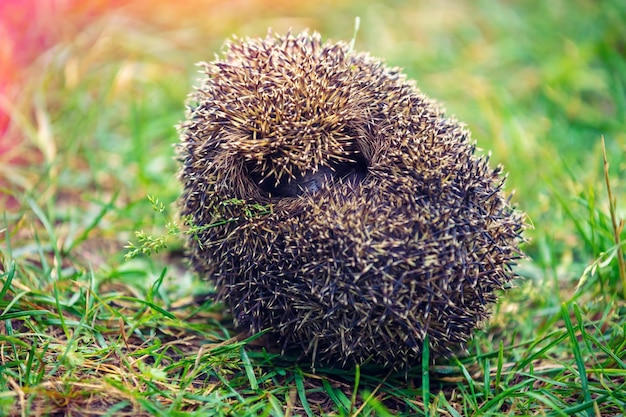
[0,0,625,416]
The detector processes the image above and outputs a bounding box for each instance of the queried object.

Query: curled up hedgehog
[177,30,525,369]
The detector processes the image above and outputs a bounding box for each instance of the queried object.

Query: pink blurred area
[0,0,310,158]
[0,0,127,156]
[0,0,313,210]
[0,0,133,210]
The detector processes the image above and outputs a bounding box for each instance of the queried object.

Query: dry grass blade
[601,136,626,299]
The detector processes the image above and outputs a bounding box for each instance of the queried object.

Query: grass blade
[350,364,360,416]
[422,334,430,417]
[601,136,626,298]
[240,346,259,391]
[561,302,593,417]
[294,369,314,417]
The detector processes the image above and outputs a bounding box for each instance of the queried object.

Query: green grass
[1,0,625,415]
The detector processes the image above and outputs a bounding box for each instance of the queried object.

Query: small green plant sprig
[124,195,180,259]
[124,195,271,260]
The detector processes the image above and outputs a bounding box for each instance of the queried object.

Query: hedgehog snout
[250,153,369,198]
[274,166,335,197]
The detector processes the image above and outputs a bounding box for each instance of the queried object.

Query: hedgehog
[177,30,525,369]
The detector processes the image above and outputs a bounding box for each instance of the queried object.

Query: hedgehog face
[178,31,525,369]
